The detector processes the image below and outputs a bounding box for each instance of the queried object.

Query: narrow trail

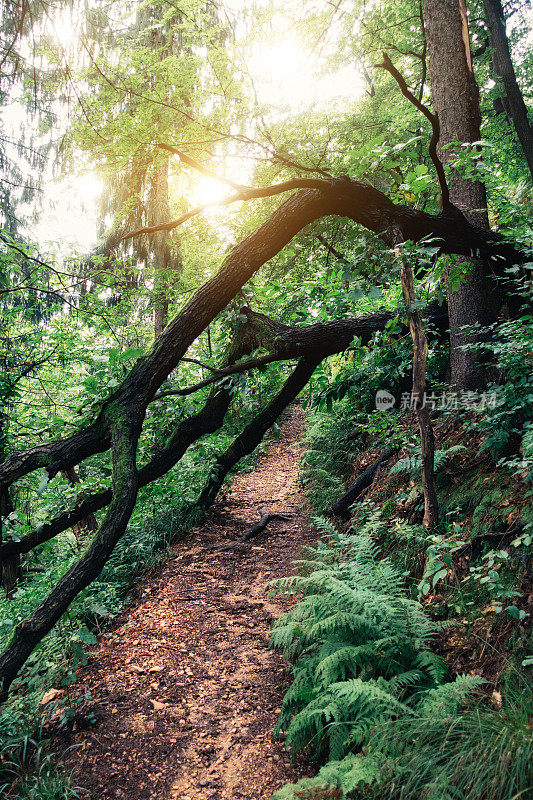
[54,406,316,800]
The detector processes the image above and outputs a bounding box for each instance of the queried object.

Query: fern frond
[418,674,485,717]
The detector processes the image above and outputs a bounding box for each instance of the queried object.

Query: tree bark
[423,0,501,389]
[483,0,533,179]
[398,239,439,528]
[0,412,142,702]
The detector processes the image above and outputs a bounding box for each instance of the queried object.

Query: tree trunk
[423,0,501,389]
[197,357,322,510]
[331,449,395,518]
[483,0,533,179]
[0,412,142,702]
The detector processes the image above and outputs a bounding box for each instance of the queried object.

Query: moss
[471,488,508,536]
[439,470,517,540]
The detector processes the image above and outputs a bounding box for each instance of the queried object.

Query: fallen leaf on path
[41,688,63,705]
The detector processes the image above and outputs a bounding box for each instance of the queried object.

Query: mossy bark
[0,408,142,702]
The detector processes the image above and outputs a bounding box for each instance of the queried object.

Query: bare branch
[152,353,285,401]
[120,177,327,241]
[375,52,450,208]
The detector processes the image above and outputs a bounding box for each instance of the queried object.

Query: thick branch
[120,178,328,241]
[0,178,524,495]
[197,356,322,511]
[0,413,142,702]
[0,421,108,494]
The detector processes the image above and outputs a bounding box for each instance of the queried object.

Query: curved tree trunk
[398,238,439,528]
[0,411,143,702]
[0,171,526,701]
[0,301,446,564]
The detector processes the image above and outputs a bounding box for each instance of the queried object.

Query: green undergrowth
[269,510,532,800]
[271,336,532,799]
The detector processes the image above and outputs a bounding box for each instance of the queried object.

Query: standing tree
[422,0,502,389]
[483,0,533,178]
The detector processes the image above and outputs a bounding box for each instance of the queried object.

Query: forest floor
[49,406,316,800]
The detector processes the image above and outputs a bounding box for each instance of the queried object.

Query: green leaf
[120,347,144,361]
[432,569,448,588]
[77,627,97,645]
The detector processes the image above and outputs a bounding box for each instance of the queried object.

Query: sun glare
[247,38,364,110]
[189,176,235,209]
[28,3,366,253]
[34,173,102,255]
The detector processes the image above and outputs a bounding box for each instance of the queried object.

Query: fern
[269,516,455,765]
[417,674,485,717]
[270,511,495,799]
[270,753,381,800]
[390,444,467,477]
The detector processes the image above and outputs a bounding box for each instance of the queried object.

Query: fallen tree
[0,301,447,564]
[331,448,396,518]
[0,166,527,701]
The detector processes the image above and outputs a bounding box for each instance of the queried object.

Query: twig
[152,354,288,401]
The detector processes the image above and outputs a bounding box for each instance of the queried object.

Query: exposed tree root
[210,509,290,552]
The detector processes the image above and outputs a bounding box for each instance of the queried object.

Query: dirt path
[53,406,315,800]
